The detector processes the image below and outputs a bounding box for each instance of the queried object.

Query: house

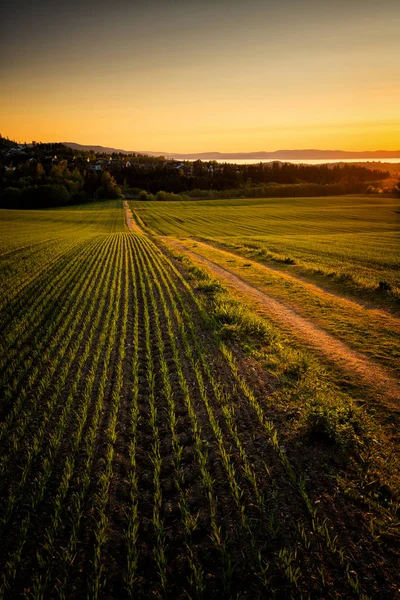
[6,147,28,158]
[88,162,102,171]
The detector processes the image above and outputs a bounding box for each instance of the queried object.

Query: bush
[196,281,224,296]
[305,398,370,454]
[123,187,142,198]
[392,181,400,197]
[156,190,173,201]
[186,189,213,199]
[95,186,122,199]
[186,264,209,280]
[213,298,270,342]
[138,190,154,201]
[0,187,22,208]
[180,255,272,343]
[21,184,70,208]
[138,190,148,201]
[155,190,191,202]
[70,190,91,205]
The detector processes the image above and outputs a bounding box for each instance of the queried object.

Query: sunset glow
[1,0,399,152]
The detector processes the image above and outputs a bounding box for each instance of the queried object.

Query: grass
[171,250,375,455]
[168,238,400,376]
[132,195,400,298]
[0,200,399,598]
[165,248,400,596]
[131,197,400,384]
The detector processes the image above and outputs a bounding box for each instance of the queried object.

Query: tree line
[0,159,122,209]
[0,136,396,208]
[120,160,390,195]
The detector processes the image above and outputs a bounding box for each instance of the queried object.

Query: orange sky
[1,0,399,152]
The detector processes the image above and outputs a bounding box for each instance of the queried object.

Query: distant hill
[64,142,400,160]
[64,143,163,156]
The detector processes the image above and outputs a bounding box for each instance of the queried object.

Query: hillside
[63,142,400,161]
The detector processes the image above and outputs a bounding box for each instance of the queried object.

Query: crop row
[0,223,374,598]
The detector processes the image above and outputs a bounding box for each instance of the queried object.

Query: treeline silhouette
[0,137,394,207]
[121,160,389,195]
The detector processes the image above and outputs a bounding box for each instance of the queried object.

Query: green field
[1,201,399,599]
[0,203,124,310]
[132,195,400,381]
[133,195,400,295]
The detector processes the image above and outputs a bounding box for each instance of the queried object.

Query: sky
[1,0,399,152]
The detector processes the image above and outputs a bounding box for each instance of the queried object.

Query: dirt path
[192,238,400,322]
[164,237,400,407]
[123,200,142,233]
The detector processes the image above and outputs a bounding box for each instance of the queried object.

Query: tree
[96,171,122,199]
[21,184,70,208]
[36,163,45,178]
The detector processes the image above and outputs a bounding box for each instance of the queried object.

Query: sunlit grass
[132,195,400,295]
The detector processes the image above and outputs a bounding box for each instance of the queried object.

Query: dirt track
[123,200,142,233]
[163,237,400,408]
[124,202,400,407]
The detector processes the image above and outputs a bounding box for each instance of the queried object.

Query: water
[178,157,400,165]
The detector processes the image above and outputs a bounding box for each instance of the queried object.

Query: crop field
[133,195,400,296]
[1,201,400,599]
[132,196,400,390]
